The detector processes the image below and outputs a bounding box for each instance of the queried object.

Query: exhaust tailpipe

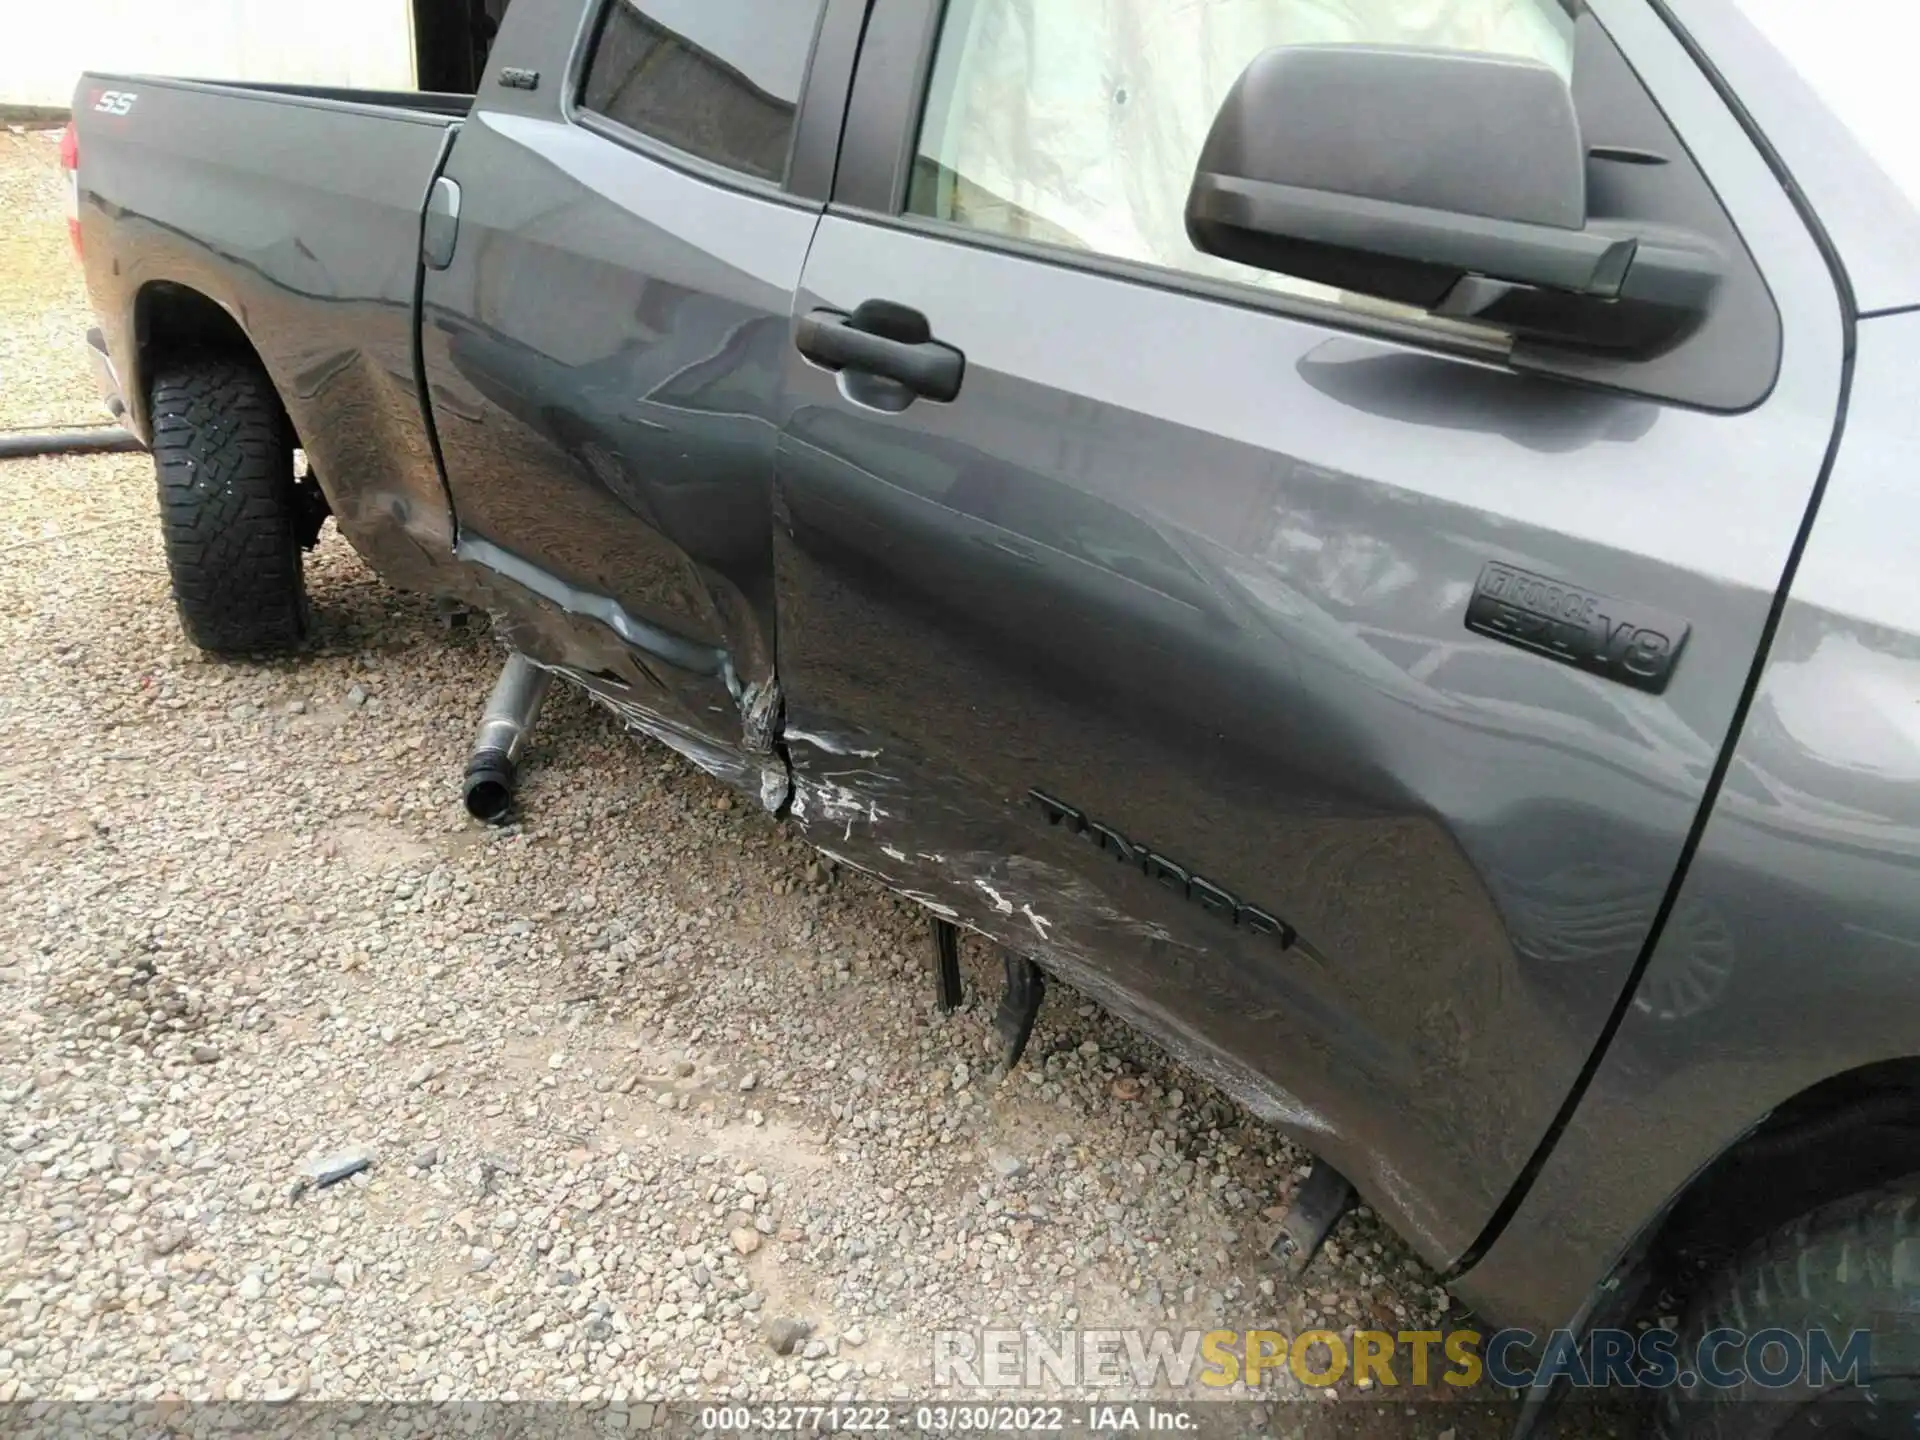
[464,652,552,824]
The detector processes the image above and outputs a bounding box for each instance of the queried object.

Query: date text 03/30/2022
[698,1404,1197,1432]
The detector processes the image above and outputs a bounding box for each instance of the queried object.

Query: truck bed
[73,69,465,595]
[180,80,473,118]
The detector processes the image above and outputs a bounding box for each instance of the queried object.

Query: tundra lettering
[1030,791,1298,949]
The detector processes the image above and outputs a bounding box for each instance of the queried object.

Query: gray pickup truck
[67,0,1920,1429]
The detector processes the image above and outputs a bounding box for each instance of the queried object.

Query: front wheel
[1657,1181,1920,1438]
[150,356,307,654]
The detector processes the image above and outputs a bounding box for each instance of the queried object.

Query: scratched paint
[974,879,1015,914]
[577,678,791,814]
[900,891,961,920]
[788,768,895,844]
[775,725,1350,1155]
[1020,903,1054,941]
[783,727,883,759]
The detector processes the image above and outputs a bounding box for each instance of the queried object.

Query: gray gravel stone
[302,1148,375,1187]
[763,1318,813,1356]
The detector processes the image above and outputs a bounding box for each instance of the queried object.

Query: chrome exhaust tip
[463,652,551,824]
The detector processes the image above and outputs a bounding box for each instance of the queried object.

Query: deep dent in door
[780,723,1361,1183]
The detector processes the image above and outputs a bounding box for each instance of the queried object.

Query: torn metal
[574,672,791,814]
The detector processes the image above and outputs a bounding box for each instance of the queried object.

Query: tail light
[59,121,81,259]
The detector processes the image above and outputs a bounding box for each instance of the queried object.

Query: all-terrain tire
[151,357,307,654]
[1656,1180,1920,1438]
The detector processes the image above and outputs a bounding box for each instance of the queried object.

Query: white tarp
[1730,0,1919,210]
[915,0,1574,302]
[0,0,416,108]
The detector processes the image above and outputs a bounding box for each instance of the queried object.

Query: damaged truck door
[418,0,841,797]
[770,0,1835,1276]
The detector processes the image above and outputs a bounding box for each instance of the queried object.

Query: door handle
[795,301,964,402]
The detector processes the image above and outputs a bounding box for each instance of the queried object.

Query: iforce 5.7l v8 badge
[1464,562,1690,694]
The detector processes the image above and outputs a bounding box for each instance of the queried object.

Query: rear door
[420,0,857,749]
[771,0,1846,1264]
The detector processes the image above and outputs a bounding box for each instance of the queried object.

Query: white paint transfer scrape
[973,879,1014,915]
[784,728,882,759]
[1020,903,1053,940]
[790,772,891,843]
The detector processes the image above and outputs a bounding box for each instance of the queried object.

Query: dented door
[770,0,1846,1266]
[420,0,837,765]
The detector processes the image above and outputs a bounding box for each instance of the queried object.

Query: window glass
[581,0,826,183]
[909,0,1575,308]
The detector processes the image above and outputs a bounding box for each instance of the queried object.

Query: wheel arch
[129,281,274,439]
[1455,1054,1920,1344]
[1640,1058,1920,1305]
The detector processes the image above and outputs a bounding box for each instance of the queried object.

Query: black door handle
[795,300,964,403]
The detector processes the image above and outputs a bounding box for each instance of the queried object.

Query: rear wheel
[150,357,307,654]
[1658,1181,1920,1438]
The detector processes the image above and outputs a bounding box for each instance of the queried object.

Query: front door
[421,0,838,754]
[771,0,1845,1264]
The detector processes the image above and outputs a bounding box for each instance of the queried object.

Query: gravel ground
[0,128,1586,1434]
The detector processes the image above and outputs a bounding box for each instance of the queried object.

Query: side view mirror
[1185,45,1722,357]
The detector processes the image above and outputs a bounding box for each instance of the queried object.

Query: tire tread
[1656,1178,1920,1439]
[150,358,305,654]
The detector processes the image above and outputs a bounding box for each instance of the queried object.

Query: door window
[580,0,828,183]
[909,0,1574,306]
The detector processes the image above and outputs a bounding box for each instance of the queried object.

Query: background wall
[0,0,418,108]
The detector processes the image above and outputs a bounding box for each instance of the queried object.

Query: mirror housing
[1185,45,1720,356]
